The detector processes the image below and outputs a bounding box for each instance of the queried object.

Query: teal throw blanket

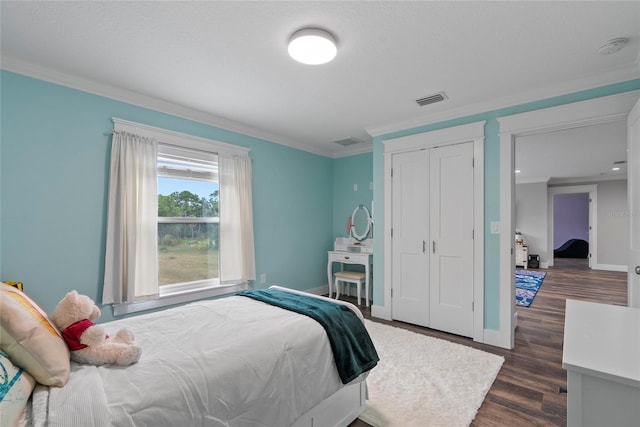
[237,289,379,384]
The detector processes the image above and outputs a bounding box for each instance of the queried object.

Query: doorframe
[547,185,597,269]
[497,90,640,349]
[382,121,485,343]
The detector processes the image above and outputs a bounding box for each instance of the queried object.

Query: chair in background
[334,271,369,307]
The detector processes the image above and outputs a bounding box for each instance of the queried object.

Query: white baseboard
[592,263,628,272]
[371,304,391,321]
[482,328,512,349]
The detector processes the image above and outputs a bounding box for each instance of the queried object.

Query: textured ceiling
[2,1,639,163]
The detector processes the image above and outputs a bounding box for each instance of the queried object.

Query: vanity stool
[334,271,369,307]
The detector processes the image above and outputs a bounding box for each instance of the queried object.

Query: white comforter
[40,292,357,427]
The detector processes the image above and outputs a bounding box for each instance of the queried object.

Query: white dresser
[562,300,640,427]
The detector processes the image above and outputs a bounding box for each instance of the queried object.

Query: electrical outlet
[260,273,266,284]
[353,183,358,192]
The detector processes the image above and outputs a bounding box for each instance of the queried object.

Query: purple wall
[554,193,589,249]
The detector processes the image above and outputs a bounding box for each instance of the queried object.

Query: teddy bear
[51,290,141,366]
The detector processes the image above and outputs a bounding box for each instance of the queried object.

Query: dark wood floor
[348,258,627,427]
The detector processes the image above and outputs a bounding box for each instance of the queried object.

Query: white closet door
[391,149,430,326]
[429,142,475,337]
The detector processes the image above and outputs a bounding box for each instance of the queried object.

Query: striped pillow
[0,350,36,427]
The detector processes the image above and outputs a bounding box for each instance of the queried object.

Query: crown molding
[366,65,640,138]
[1,55,335,158]
[4,54,639,160]
[515,177,550,185]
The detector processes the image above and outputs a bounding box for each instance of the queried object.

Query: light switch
[353,184,358,192]
[490,221,500,234]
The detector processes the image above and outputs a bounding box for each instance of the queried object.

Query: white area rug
[359,320,504,427]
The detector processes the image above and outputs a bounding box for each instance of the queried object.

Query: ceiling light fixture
[598,37,628,55]
[288,28,337,65]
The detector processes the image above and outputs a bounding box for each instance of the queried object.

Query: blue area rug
[515,270,546,307]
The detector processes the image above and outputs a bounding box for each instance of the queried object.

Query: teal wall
[0,71,333,321]
[372,79,640,331]
[332,152,373,239]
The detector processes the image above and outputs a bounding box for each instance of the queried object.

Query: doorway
[497,90,639,349]
[552,192,590,259]
[548,186,597,269]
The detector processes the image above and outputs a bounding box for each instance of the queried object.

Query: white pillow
[0,350,36,427]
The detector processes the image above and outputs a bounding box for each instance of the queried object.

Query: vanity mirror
[350,204,372,241]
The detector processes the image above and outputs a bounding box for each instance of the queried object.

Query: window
[103,119,255,315]
[157,145,220,295]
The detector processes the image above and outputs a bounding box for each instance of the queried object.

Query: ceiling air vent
[613,160,626,165]
[334,137,365,147]
[416,92,448,107]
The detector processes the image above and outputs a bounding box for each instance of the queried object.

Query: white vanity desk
[562,300,640,427]
[328,204,374,304]
[327,237,372,304]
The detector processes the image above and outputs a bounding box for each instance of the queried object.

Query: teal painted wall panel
[332,153,373,240]
[0,71,332,321]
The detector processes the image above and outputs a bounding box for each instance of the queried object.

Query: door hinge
[391,227,393,238]
[472,301,474,312]
[391,168,393,177]
[391,288,393,298]
[472,157,474,168]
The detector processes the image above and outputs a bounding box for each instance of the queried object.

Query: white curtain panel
[103,131,159,304]
[219,153,256,283]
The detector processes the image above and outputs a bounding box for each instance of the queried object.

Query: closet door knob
[635,265,640,275]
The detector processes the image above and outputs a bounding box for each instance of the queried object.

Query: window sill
[111,282,248,316]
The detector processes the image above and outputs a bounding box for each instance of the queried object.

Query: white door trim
[382,121,485,343]
[628,98,640,308]
[497,90,640,350]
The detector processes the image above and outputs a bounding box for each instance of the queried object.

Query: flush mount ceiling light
[288,28,337,65]
[598,37,628,55]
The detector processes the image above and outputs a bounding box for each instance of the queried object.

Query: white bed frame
[292,381,367,427]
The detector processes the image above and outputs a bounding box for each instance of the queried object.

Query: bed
[0,284,378,427]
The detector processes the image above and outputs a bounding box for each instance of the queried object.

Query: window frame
[111,118,251,316]
[157,145,220,290]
